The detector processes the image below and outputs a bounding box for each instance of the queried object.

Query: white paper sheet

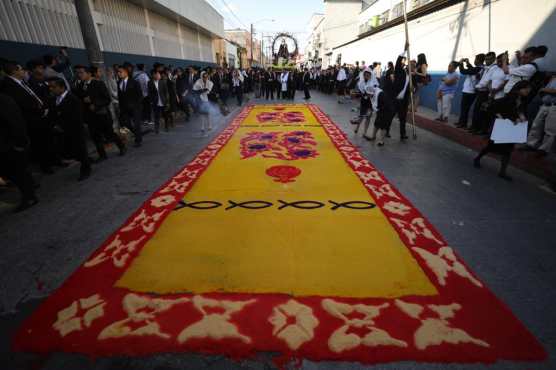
[490,118,528,144]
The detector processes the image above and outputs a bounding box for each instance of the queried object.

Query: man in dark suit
[264,68,275,100]
[117,65,143,147]
[74,65,126,161]
[212,67,231,107]
[302,68,311,100]
[175,68,190,121]
[183,66,199,113]
[1,61,56,173]
[148,70,170,134]
[0,93,38,212]
[48,78,91,181]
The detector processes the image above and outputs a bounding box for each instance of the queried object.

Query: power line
[206,0,243,30]
[219,0,248,29]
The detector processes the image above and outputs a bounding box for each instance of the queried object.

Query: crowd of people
[0,49,318,213]
[1,43,554,213]
[300,44,553,184]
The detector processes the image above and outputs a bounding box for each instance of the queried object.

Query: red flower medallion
[265,165,302,183]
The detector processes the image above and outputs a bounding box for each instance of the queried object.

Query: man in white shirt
[279,70,289,100]
[435,61,460,123]
[456,54,485,128]
[503,47,537,94]
[336,64,347,103]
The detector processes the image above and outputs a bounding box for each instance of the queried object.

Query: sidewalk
[413,106,556,181]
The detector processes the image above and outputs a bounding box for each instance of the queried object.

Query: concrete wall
[322,0,362,67]
[0,0,220,65]
[333,0,556,113]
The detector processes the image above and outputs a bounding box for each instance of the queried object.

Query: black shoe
[119,145,127,156]
[78,168,92,181]
[363,136,375,141]
[53,160,70,168]
[498,173,513,181]
[518,145,536,152]
[13,197,39,213]
[40,166,54,175]
[473,158,481,168]
[377,142,385,147]
[93,156,107,164]
[535,150,548,158]
[385,133,391,138]
[400,135,409,140]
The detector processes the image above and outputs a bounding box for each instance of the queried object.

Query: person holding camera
[456,54,485,129]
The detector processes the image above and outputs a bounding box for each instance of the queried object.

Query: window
[380,10,390,25]
[411,0,432,10]
[391,2,404,19]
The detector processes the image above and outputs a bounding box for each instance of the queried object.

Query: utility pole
[74,0,105,69]
[250,23,254,67]
[402,0,417,140]
[261,33,264,67]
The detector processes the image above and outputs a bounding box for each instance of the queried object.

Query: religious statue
[276,38,290,66]
[278,38,289,60]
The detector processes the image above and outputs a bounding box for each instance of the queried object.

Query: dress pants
[527,104,556,152]
[142,96,151,122]
[63,126,91,175]
[304,85,311,99]
[0,149,36,202]
[152,105,165,133]
[393,98,409,138]
[458,92,476,126]
[120,105,143,144]
[437,93,454,119]
[233,87,243,106]
[86,112,124,158]
[470,91,490,132]
[28,116,56,170]
[265,85,274,100]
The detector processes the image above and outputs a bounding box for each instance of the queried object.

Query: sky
[205,0,324,50]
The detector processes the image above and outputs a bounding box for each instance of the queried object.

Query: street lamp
[251,18,274,67]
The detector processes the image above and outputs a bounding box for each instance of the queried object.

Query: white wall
[334,0,556,71]
[322,0,361,67]
[0,0,84,48]
[0,0,219,63]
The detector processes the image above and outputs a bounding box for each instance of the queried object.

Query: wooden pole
[402,0,417,139]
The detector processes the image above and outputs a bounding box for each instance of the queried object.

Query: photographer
[456,54,485,129]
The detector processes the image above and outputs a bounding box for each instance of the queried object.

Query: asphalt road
[1,91,555,370]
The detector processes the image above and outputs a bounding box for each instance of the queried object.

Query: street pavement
[1,91,555,370]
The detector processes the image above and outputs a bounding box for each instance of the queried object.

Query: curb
[413,113,555,181]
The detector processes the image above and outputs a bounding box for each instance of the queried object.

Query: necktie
[21,80,44,107]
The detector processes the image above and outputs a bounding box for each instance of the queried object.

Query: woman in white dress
[193,71,214,134]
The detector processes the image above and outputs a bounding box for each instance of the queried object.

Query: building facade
[213,38,240,68]
[304,13,325,69]
[303,0,554,113]
[225,28,263,68]
[321,0,361,67]
[0,0,224,68]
